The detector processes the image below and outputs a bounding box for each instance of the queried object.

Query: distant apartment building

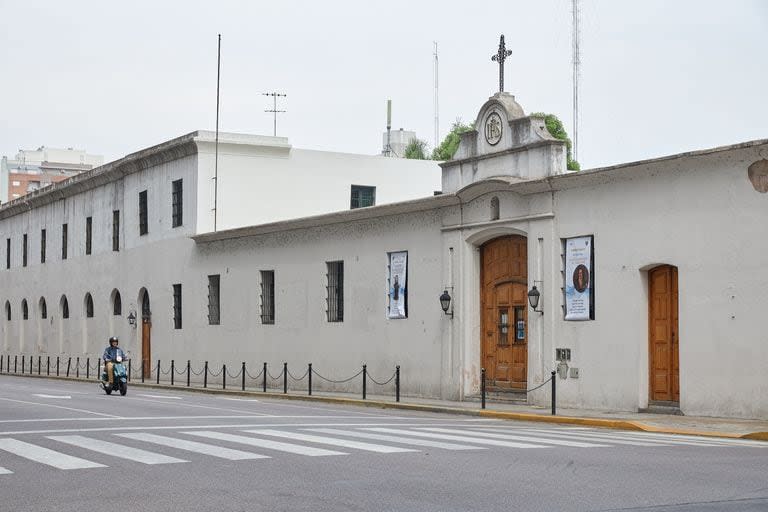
[381,128,417,158]
[0,146,104,204]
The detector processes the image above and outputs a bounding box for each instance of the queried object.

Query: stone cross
[491,34,513,93]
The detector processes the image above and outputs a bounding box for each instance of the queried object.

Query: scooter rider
[102,336,126,386]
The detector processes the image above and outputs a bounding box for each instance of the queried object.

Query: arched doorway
[480,235,528,390]
[648,265,679,403]
[139,288,152,378]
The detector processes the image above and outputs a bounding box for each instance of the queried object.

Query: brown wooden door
[481,236,527,390]
[649,265,679,402]
[142,319,151,379]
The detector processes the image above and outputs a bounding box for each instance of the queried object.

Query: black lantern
[527,285,543,314]
[439,289,453,318]
[127,310,137,327]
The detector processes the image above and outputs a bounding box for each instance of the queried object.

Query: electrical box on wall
[569,367,580,379]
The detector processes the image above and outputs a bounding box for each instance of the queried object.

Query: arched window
[490,196,500,221]
[4,301,10,321]
[85,293,94,318]
[112,290,122,316]
[40,297,47,319]
[61,295,69,319]
[21,299,28,320]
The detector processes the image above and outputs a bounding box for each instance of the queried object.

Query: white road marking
[307,428,485,450]
[185,431,344,456]
[247,429,417,453]
[364,428,550,449]
[0,438,105,470]
[0,397,120,418]
[137,394,182,400]
[219,398,261,402]
[0,466,12,474]
[520,428,721,447]
[115,433,268,460]
[607,431,768,447]
[32,394,71,399]
[48,435,188,465]
[488,428,669,447]
[435,428,612,448]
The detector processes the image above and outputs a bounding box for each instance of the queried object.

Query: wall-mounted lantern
[527,282,543,314]
[127,310,137,328]
[439,289,453,319]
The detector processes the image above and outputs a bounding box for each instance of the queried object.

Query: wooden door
[649,265,679,402]
[481,236,528,390]
[141,319,151,379]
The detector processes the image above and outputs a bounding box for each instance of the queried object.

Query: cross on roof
[491,34,513,93]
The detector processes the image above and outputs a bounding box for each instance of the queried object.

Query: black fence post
[283,362,287,394]
[155,359,160,384]
[171,360,175,386]
[481,368,486,410]
[127,359,131,382]
[14,355,18,373]
[187,360,191,387]
[222,364,226,390]
[141,360,145,383]
[47,356,50,376]
[362,364,367,400]
[76,357,79,378]
[22,355,25,374]
[241,362,246,391]
[551,370,556,416]
[263,362,267,393]
[204,361,208,388]
[308,363,312,396]
[0,354,3,372]
[66,357,71,377]
[396,365,400,402]
[56,356,60,376]
[85,357,89,379]
[29,356,32,374]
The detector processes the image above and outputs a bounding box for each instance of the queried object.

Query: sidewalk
[6,372,765,441]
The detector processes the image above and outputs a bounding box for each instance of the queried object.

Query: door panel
[649,265,679,403]
[142,319,151,379]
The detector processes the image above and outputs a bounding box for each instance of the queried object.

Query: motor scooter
[101,355,128,396]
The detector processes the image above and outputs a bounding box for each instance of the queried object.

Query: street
[1,375,766,512]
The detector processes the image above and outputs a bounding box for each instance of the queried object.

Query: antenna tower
[433,41,439,150]
[263,92,287,136]
[572,0,580,163]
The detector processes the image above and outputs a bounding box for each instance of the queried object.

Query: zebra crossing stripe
[115,433,269,460]
[605,431,768,447]
[245,429,417,453]
[48,435,188,465]
[0,438,105,470]
[363,428,550,449]
[0,466,14,474]
[307,428,485,451]
[482,428,668,447]
[427,428,612,448]
[520,428,722,447]
[184,431,345,457]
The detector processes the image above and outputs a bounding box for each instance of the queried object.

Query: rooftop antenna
[433,41,439,149]
[263,92,287,136]
[572,0,581,163]
[384,99,392,157]
[213,33,221,232]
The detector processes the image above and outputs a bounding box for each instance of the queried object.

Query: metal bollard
[187,360,191,387]
[308,363,312,396]
[156,359,160,385]
[222,364,227,390]
[76,357,79,378]
[127,359,131,382]
[481,368,486,410]
[86,357,89,379]
[171,360,175,386]
[47,356,50,376]
[22,356,25,374]
[283,362,287,394]
[56,356,60,376]
[263,362,267,393]
[204,361,208,388]
[396,365,400,402]
[551,370,556,416]
[30,355,33,374]
[66,357,71,377]
[362,364,367,400]
[141,360,145,383]
[241,362,246,391]
[0,354,3,372]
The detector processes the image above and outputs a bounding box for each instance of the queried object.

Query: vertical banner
[388,251,408,319]
[564,236,594,321]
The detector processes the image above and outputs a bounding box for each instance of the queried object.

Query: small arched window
[112,290,122,316]
[490,196,500,221]
[22,299,28,320]
[85,293,94,318]
[40,297,47,319]
[61,295,69,319]
[5,301,10,321]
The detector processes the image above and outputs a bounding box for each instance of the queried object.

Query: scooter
[101,356,128,396]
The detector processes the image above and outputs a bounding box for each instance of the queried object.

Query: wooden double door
[649,265,679,403]
[481,236,528,390]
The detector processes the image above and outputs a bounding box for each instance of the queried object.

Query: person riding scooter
[102,336,126,386]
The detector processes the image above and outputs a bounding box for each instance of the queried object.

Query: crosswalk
[0,425,764,475]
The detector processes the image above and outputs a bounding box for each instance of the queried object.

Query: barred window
[85,217,92,255]
[139,190,148,236]
[350,185,375,209]
[40,297,47,319]
[173,283,182,329]
[61,295,69,319]
[22,233,28,267]
[260,270,275,324]
[62,223,68,260]
[41,229,46,263]
[325,261,344,322]
[4,301,9,321]
[22,299,28,320]
[6,238,9,269]
[112,210,120,251]
[85,293,94,318]
[207,275,220,325]
[112,290,122,316]
[172,179,183,228]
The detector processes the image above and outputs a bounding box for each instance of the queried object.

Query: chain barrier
[207,365,223,378]
[525,375,553,393]
[267,368,284,381]
[287,367,308,381]
[312,367,363,384]
[367,370,397,386]
[190,364,205,376]
[245,367,264,380]
[226,366,242,379]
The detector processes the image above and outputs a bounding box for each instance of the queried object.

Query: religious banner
[564,236,594,321]
[388,251,408,319]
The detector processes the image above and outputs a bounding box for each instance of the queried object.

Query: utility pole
[572,0,581,163]
[263,92,287,136]
[433,41,439,150]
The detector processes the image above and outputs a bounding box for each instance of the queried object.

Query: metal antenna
[262,92,287,136]
[214,34,221,232]
[572,0,581,163]
[433,41,439,149]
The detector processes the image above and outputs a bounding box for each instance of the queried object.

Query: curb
[3,373,766,442]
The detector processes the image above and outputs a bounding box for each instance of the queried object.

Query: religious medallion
[485,111,503,146]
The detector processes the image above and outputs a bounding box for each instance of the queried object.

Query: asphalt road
[1,375,766,512]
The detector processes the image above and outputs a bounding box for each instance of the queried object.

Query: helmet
[109,336,119,345]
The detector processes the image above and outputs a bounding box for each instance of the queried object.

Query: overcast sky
[1,0,766,170]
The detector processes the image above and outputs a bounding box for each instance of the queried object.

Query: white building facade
[1,95,767,420]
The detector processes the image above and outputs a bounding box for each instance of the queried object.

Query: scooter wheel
[119,381,127,396]
[105,387,112,395]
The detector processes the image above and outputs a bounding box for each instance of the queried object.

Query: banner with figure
[564,236,594,321]
[388,251,408,319]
